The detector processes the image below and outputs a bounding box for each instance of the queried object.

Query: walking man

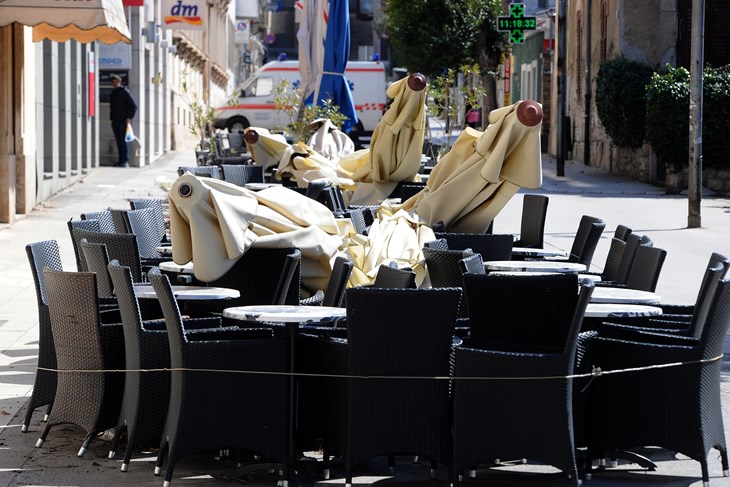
[109,74,137,167]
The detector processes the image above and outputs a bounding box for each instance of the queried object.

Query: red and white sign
[122,0,145,6]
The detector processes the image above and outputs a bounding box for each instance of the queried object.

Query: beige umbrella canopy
[338,73,429,205]
[0,0,132,44]
[244,128,291,173]
[168,174,346,289]
[401,100,543,233]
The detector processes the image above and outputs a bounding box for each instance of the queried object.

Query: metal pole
[688,0,705,228]
[556,0,567,177]
[583,0,591,166]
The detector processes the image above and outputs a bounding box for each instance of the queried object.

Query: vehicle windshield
[238,76,274,98]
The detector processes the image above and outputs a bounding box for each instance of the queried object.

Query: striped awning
[0,0,132,44]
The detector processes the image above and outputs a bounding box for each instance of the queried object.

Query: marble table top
[590,287,661,305]
[584,303,662,318]
[511,247,569,258]
[158,261,194,274]
[223,305,346,324]
[133,285,240,300]
[484,260,587,273]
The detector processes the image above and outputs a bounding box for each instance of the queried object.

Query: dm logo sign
[162,0,207,31]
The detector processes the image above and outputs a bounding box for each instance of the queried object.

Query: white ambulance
[213,60,387,133]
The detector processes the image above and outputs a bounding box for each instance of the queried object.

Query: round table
[584,303,662,318]
[590,287,661,305]
[159,261,194,274]
[484,260,586,273]
[155,245,172,256]
[223,305,346,324]
[511,247,569,258]
[134,285,240,301]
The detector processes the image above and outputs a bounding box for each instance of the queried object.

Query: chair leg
[78,431,98,457]
[154,440,168,476]
[44,402,53,421]
[388,455,395,473]
[108,422,126,459]
[720,446,730,476]
[120,429,137,472]
[701,458,710,487]
[35,423,52,448]
[430,460,437,479]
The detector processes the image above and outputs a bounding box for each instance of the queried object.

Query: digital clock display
[499,18,537,30]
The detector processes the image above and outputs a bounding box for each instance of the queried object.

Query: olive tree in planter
[272,79,348,143]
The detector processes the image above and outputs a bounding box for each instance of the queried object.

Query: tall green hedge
[646,65,730,170]
[595,57,654,148]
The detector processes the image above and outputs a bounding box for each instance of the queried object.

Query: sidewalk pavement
[1,151,730,486]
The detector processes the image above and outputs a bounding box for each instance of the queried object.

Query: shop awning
[0,0,132,44]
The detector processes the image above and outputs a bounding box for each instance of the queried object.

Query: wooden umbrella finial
[516,100,543,127]
[244,130,259,144]
[407,73,427,92]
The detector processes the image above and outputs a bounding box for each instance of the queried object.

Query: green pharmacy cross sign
[497,3,537,44]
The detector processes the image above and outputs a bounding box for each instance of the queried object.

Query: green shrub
[595,57,654,148]
[646,65,730,170]
[645,65,690,170]
[702,66,730,168]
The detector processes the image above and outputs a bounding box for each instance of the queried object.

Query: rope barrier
[36,353,724,381]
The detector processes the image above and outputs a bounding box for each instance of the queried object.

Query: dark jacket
[109,86,137,121]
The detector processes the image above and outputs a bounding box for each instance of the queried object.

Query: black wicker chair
[177,165,221,179]
[80,239,117,306]
[513,194,549,248]
[106,260,172,472]
[586,279,730,485]
[129,198,168,244]
[434,232,513,261]
[35,269,125,457]
[221,164,264,186]
[68,224,145,282]
[600,253,730,340]
[148,268,292,487]
[125,207,167,267]
[459,253,485,275]
[451,276,594,486]
[320,287,462,484]
[22,240,62,433]
[423,247,475,318]
[68,218,101,270]
[81,210,116,233]
[582,237,626,282]
[547,215,605,268]
[301,256,354,307]
[371,262,417,288]
[613,224,632,242]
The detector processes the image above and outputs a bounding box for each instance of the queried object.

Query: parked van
[213,60,387,134]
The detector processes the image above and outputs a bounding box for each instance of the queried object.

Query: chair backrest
[107,259,145,363]
[459,253,486,275]
[400,184,425,201]
[221,164,264,186]
[568,215,605,266]
[126,207,165,259]
[372,263,417,288]
[177,166,221,179]
[80,239,114,299]
[43,268,104,371]
[613,224,632,242]
[346,207,370,235]
[514,194,549,248]
[614,233,649,284]
[424,238,449,251]
[624,244,667,292]
[110,209,132,233]
[601,237,626,281]
[434,232,513,261]
[687,255,730,337]
[423,247,475,289]
[322,256,354,307]
[463,272,581,350]
[68,219,100,271]
[305,180,330,200]
[148,268,186,364]
[81,210,116,233]
[346,287,462,376]
[699,279,730,360]
[129,198,167,242]
[272,248,302,305]
[68,225,143,282]
[26,239,63,307]
[208,247,302,306]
